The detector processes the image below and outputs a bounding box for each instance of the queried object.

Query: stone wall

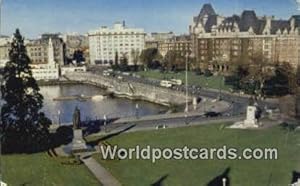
[64,72,190,106]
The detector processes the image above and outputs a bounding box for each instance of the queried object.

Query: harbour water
[39,84,166,123]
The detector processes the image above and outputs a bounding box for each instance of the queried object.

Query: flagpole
[0,1,3,184]
[0,0,2,36]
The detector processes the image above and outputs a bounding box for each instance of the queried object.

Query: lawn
[136,70,233,91]
[2,153,100,186]
[93,123,300,186]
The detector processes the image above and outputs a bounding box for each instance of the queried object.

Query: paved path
[81,156,121,186]
[90,115,244,138]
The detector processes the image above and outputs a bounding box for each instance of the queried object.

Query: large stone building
[158,35,192,57]
[88,22,146,66]
[190,4,300,72]
[145,32,175,49]
[26,34,64,66]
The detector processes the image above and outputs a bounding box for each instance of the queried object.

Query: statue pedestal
[71,129,89,152]
[229,106,260,129]
[63,129,91,155]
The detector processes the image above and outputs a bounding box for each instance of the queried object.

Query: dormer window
[276,29,281,35]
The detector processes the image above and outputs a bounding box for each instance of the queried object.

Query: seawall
[64,72,191,106]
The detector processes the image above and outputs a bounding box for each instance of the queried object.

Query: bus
[160,80,173,88]
[170,79,183,86]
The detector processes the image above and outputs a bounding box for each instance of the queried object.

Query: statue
[72,106,81,129]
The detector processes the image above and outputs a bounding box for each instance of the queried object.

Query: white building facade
[31,38,59,80]
[88,22,146,66]
[0,37,10,68]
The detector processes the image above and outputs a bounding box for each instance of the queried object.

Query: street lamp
[103,114,107,133]
[57,110,61,126]
[135,103,139,119]
[222,178,227,186]
[0,76,4,185]
[185,52,195,113]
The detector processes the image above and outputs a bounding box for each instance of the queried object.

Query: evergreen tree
[114,51,119,68]
[0,29,51,153]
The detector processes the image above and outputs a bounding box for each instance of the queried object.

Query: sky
[1,0,300,38]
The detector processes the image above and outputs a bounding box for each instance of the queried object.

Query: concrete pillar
[193,97,197,110]
[222,178,227,186]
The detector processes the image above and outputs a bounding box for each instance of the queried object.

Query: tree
[114,51,119,68]
[73,49,85,65]
[163,50,185,71]
[140,48,162,69]
[0,29,51,153]
[131,49,140,71]
[119,53,129,71]
[247,53,273,96]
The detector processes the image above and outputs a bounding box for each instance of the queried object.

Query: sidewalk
[113,100,230,125]
[81,156,121,186]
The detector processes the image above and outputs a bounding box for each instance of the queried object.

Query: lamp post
[185,52,195,113]
[103,114,107,133]
[0,76,3,184]
[185,54,188,113]
[135,103,139,119]
[57,110,61,126]
[222,178,227,186]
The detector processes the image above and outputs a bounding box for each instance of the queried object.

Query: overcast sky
[1,0,299,38]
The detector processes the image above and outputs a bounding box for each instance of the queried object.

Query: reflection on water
[40,84,166,124]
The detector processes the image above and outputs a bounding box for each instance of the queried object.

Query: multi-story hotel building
[88,22,146,66]
[190,4,300,72]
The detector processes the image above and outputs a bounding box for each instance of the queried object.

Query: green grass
[93,123,300,186]
[136,70,233,91]
[2,153,100,186]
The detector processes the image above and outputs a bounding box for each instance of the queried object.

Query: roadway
[87,67,279,117]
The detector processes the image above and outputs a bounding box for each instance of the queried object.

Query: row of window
[33,70,58,74]
[94,34,142,38]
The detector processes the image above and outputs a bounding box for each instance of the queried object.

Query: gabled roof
[291,15,300,27]
[193,4,299,35]
[218,10,267,34]
[239,10,259,32]
[199,4,216,17]
[194,4,217,25]
[271,20,291,34]
[204,15,218,32]
[219,15,240,30]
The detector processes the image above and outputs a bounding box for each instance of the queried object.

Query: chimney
[291,17,295,30]
[123,20,126,27]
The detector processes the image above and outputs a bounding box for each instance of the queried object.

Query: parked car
[155,125,167,130]
[122,72,131,76]
[103,71,110,76]
[204,112,222,118]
